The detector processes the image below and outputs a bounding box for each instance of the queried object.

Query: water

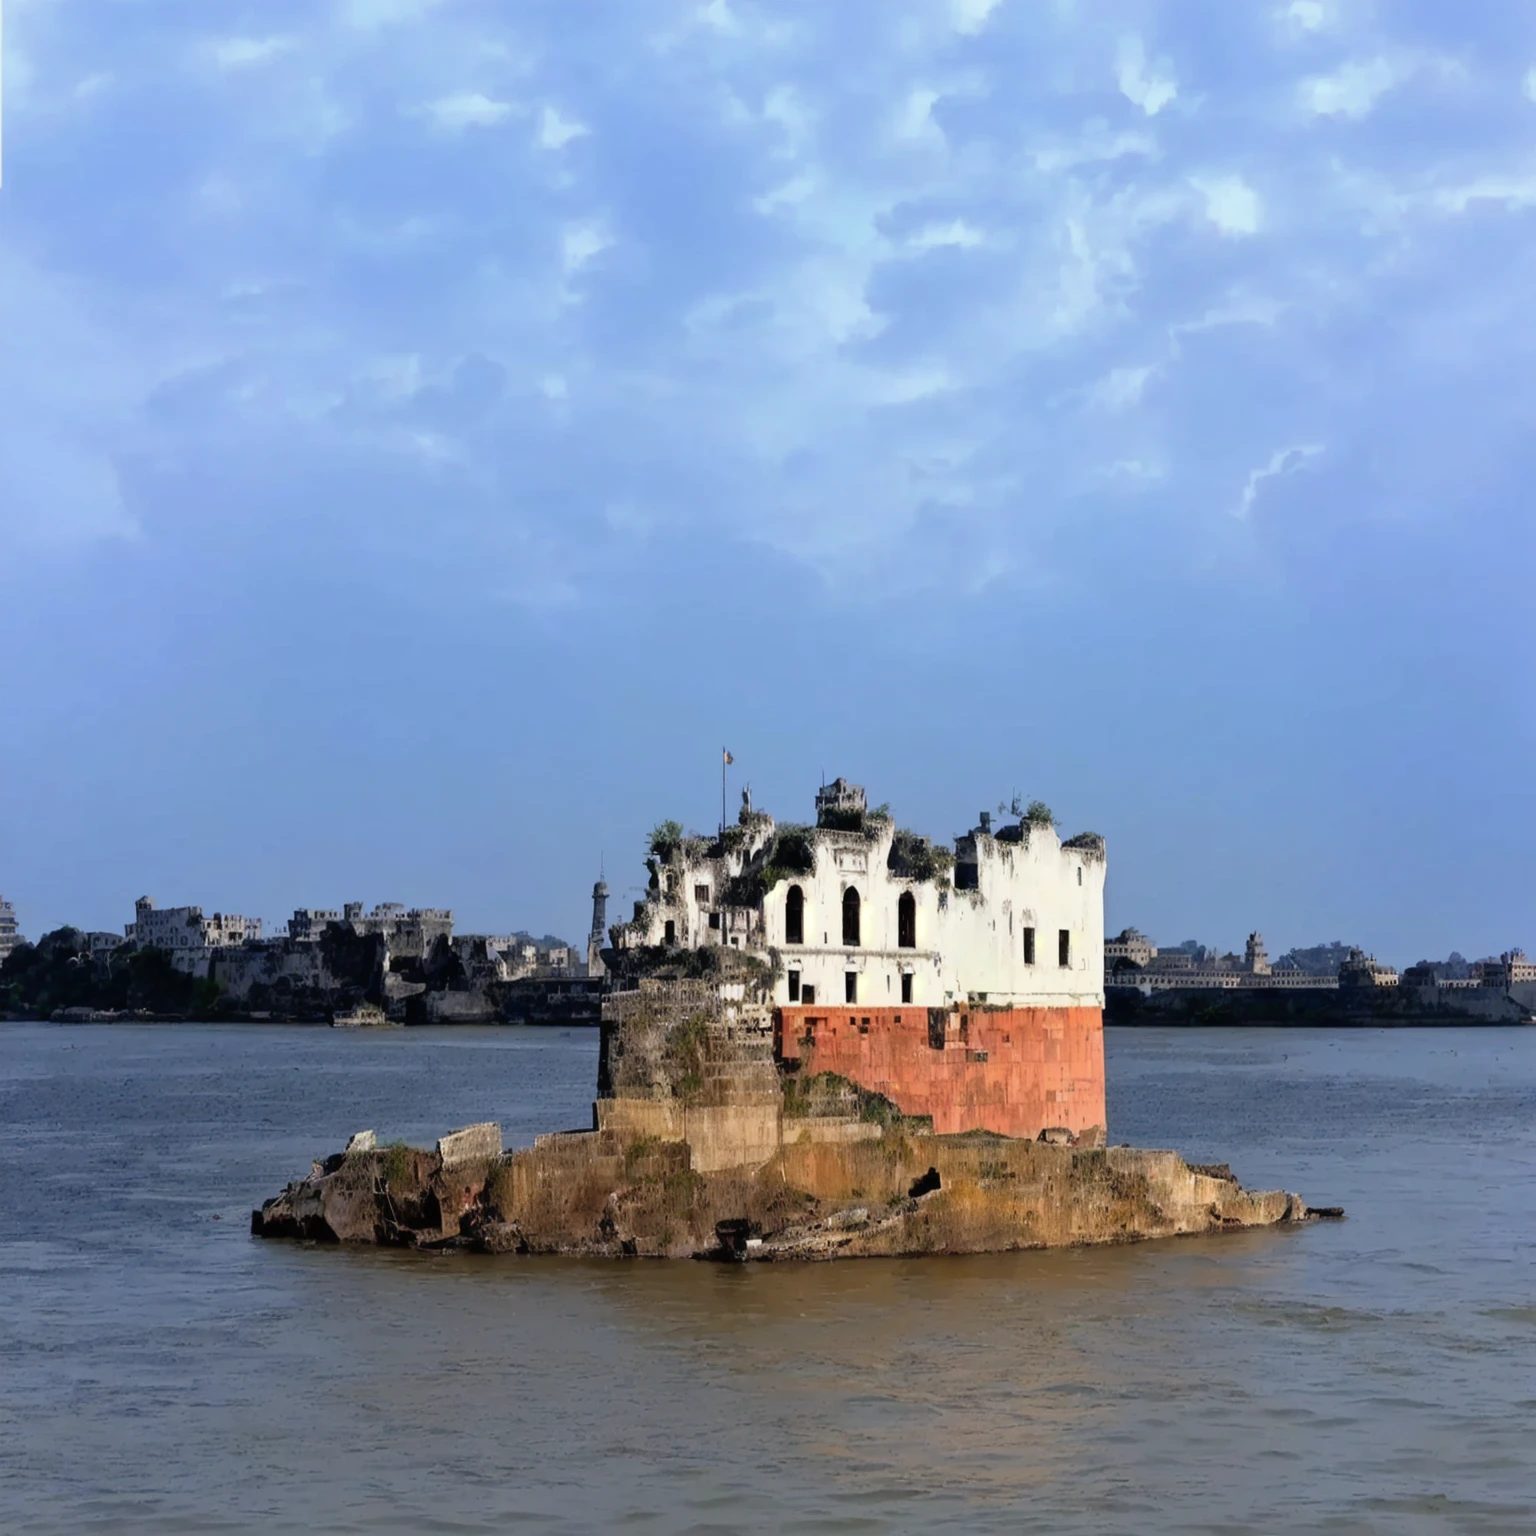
[2,1023,1534,1535]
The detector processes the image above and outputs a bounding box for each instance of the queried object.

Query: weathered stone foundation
[252,1121,1329,1259]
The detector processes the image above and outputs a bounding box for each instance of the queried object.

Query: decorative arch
[897,891,916,949]
[784,884,805,946]
[842,886,861,947]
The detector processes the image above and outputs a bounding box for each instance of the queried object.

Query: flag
[723,749,734,765]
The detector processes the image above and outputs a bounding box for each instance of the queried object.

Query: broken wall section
[596,956,783,1172]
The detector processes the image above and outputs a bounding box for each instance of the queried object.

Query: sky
[2,0,1534,964]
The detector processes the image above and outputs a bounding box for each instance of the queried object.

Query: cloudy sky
[3,0,1533,961]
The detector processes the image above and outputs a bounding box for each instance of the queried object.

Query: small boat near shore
[331,1005,397,1030]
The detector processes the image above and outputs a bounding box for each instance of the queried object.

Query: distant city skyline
[3,1,1533,960]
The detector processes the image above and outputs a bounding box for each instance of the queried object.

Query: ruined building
[606,780,1108,1144]
[127,897,262,951]
[0,896,23,963]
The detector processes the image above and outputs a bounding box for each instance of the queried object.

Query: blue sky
[2,0,1533,962]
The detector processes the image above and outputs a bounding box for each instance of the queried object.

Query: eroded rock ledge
[252,1121,1337,1261]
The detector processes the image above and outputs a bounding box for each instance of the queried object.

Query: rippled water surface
[2,1022,1534,1534]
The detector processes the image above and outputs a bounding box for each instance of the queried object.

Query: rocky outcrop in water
[252,1119,1333,1260]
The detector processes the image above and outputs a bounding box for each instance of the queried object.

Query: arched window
[785,885,804,946]
[664,919,676,946]
[897,891,916,949]
[842,887,861,947]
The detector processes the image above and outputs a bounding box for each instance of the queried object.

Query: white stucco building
[0,896,23,962]
[127,897,261,951]
[611,779,1106,1012]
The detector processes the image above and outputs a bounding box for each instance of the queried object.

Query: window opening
[1023,926,1036,965]
[788,969,801,1003]
[901,973,913,1004]
[897,891,916,949]
[842,887,861,947]
[784,884,805,946]
[845,971,858,1004]
[801,984,816,1006]
[663,919,676,946]
[1059,928,1071,967]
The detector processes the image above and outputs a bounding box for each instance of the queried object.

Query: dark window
[897,891,916,949]
[1059,928,1071,967]
[788,969,801,1002]
[664,919,676,946]
[901,972,913,1004]
[801,984,816,1006]
[695,884,711,905]
[708,912,720,930]
[785,884,804,946]
[845,971,857,1003]
[842,887,861,946]
[1023,927,1036,965]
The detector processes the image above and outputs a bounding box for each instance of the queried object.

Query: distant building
[1338,948,1399,988]
[1106,928,1339,991]
[287,908,342,942]
[0,897,23,962]
[84,931,126,956]
[127,897,261,952]
[1104,928,1157,971]
[1244,932,1271,976]
[1472,950,1536,987]
[287,902,453,957]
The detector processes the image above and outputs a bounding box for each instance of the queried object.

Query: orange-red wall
[776,1004,1107,1140]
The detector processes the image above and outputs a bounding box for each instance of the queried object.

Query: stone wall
[596,967,785,1172]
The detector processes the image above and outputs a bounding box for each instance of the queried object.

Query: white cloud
[562,222,612,274]
[1434,175,1536,214]
[426,92,514,131]
[1282,1,1329,33]
[213,36,294,69]
[870,366,958,405]
[538,106,589,150]
[1032,128,1156,174]
[1300,57,1399,119]
[905,219,986,252]
[697,0,739,34]
[1233,444,1323,518]
[951,0,1002,36]
[894,87,944,145]
[344,0,448,29]
[761,85,815,156]
[1088,365,1155,411]
[1191,175,1262,236]
[753,173,817,215]
[1117,37,1178,117]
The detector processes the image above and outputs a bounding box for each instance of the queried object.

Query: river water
[1,1023,1533,1535]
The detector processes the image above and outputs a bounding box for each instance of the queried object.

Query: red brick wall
[776,1004,1106,1140]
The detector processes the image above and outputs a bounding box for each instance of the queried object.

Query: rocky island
[253,781,1336,1259]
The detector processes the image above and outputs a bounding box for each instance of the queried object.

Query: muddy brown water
[2,1022,1534,1534]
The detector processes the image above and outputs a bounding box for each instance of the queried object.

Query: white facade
[127,897,261,951]
[613,785,1106,1011]
[0,897,22,962]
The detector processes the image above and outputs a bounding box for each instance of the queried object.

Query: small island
[254,780,1335,1259]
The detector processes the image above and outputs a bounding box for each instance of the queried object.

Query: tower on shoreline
[587,877,610,980]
